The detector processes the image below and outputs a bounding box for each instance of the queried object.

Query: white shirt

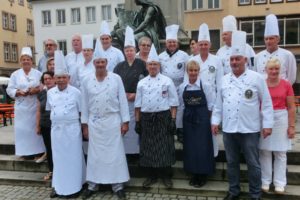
[76,60,95,88]
[189,53,224,92]
[254,47,297,84]
[217,44,256,74]
[177,78,216,128]
[81,72,130,124]
[65,51,84,88]
[159,50,189,87]
[211,69,274,133]
[95,46,124,72]
[135,73,179,112]
[46,85,81,122]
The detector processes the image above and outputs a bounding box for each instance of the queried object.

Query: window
[270,0,283,3]
[192,0,203,9]
[287,0,300,2]
[208,0,220,8]
[185,0,220,10]
[18,0,24,6]
[285,18,300,45]
[58,40,67,55]
[9,14,16,31]
[254,0,267,4]
[86,7,96,23]
[239,0,252,5]
[101,5,111,21]
[117,4,125,9]
[71,8,81,24]
[3,42,10,62]
[191,29,220,51]
[2,12,9,29]
[27,19,34,35]
[56,9,66,25]
[42,10,51,26]
[28,2,32,9]
[11,43,18,62]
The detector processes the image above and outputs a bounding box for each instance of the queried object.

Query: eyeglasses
[45,44,54,47]
[141,44,151,47]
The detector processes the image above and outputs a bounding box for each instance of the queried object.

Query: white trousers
[88,181,124,192]
[259,150,287,187]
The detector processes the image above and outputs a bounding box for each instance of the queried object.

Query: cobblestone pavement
[0,184,251,200]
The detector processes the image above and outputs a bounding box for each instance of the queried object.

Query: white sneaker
[261,184,269,192]
[35,153,47,163]
[275,186,285,194]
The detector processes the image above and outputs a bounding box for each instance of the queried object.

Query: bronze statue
[111,0,166,51]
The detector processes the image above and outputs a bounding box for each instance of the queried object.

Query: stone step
[1,154,300,185]
[0,171,299,200]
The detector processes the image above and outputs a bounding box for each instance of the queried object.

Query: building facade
[28,0,124,62]
[0,0,34,76]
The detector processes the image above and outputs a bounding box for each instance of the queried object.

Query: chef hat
[264,14,279,37]
[21,47,32,58]
[99,20,111,37]
[166,24,179,41]
[82,34,94,49]
[231,30,246,57]
[54,50,68,75]
[222,15,237,32]
[147,44,159,63]
[124,26,135,48]
[198,23,210,42]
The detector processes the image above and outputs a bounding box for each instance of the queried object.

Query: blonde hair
[266,58,281,69]
[186,60,200,72]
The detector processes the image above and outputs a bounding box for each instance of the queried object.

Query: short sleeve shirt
[268,79,294,110]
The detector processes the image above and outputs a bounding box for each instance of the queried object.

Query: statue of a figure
[111,0,167,51]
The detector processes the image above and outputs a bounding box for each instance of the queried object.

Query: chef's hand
[288,126,295,139]
[170,118,177,135]
[16,89,28,97]
[36,126,41,135]
[262,128,272,139]
[121,122,129,135]
[82,124,89,140]
[126,93,136,102]
[211,124,219,135]
[135,121,142,135]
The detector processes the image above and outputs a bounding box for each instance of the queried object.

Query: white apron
[14,96,45,156]
[259,110,291,151]
[51,120,86,195]
[122,102,139,154]
[86,112,130,184]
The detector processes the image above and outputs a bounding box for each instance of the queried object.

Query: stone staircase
[0,131,300,199]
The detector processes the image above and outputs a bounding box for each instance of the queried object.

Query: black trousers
[41,126,53,172]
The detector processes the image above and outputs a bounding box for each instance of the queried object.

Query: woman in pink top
[259,58,296,194]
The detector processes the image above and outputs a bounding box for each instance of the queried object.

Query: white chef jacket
[177,78,216,128]
[189,53,224,92]
[65,51,84,88]
[254,47,297,84]
[135,73,179,112]
[80,72,130,184]
[211,69,274,133]
[94,46,124,72]
[76,60,95,89]
[217,44,256,74]
[6,68,45,156]
[159,50,189,87]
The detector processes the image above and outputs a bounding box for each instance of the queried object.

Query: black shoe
[143,177,158,188]
[194,179,207,188]
[223,193,239,200]
[82,189,96,199]
[49,189,59,198]
[115,189,126,200]
[62,191,81,199]
[189,177,196,186]
[162,177,173,189]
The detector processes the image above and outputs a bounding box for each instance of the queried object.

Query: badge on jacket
[177,63,184,69]
[245,89,253,99]
[209,66,215,73]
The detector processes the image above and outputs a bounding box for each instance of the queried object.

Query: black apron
[182,81,215,175]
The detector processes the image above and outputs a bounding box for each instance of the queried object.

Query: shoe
[261,184,269,193]
[162,177,173,189]
[82,189,95,199]
[274,186,285,194]
[49,189,59,198]
[194,179,206,188]
[115,189,126,200]
[35,153,47,163]
[223,193,239,200]
[62,191,81,199]
[189,177,196,186]
[142,177,158,188]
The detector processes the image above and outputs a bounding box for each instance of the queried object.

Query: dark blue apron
[182,81,215,175]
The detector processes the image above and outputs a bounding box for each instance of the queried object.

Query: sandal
[44,172,52,181]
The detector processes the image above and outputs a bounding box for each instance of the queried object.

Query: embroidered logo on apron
[209,66,215,73]
[245,89,253,99]
[177,62,184,69]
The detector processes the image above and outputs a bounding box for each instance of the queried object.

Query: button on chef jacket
[135,73,179,112]
[254,47,297,84]
[211,69,274,133]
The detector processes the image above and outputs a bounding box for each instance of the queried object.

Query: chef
[114,26,148,155]
[135,44,179,189]
[216,15,256,74]
[46,50,86,198]
[254,14,297,84]
[94,20,124,72]
[81,53,130,200]
[211,31,273,200]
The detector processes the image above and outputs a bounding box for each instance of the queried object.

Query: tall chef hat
[147,44,159,63]
[231,30,246,57]
[20,47,32,58]
[198,23,210,42]
[222,15,237,32]
[166,24,179,41]
[99,20,111,37]
[124,26,135,48]
[54,50,68,75]
[82,34,94,49]
[264,14,279,37]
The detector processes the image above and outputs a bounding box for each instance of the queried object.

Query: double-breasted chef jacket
[65,51,84,88]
